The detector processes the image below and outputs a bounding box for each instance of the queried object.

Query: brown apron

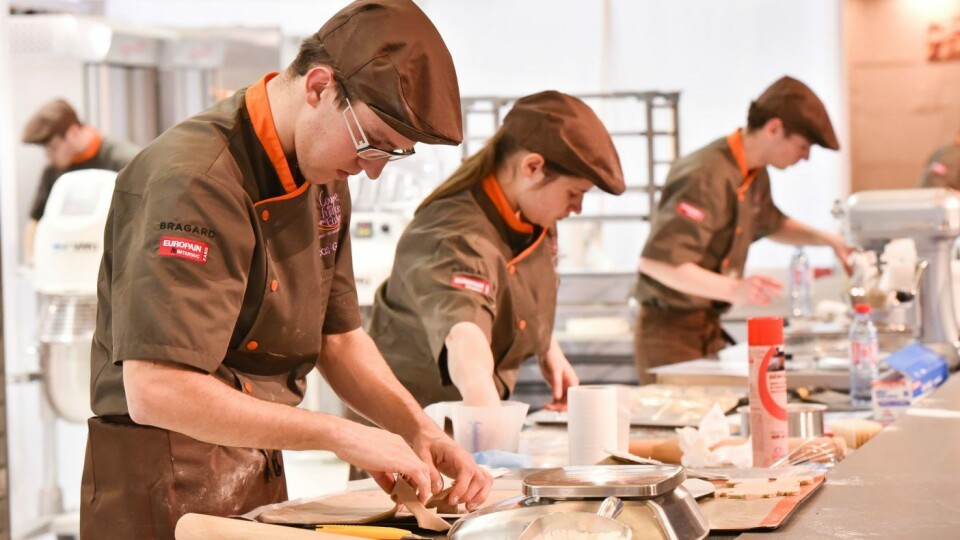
[81,417,286,540]
[633,305,730,384]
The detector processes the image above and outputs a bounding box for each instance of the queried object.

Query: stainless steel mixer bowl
[737,403,826,439]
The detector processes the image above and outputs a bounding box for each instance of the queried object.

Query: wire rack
[460,91,681,224]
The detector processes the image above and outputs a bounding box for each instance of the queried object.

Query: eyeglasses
[342,98,415,161]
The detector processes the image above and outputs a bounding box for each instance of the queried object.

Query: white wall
[846,0,960,192]
[607,0,846,270]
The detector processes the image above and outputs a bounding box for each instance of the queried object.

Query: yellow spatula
[315,524,430,540]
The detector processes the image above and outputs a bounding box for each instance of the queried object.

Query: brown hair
[284,33,351,110]
[416,126,574,213]
[746,101,813,142]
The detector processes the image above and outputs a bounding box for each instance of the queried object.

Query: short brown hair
[285,34,351,110]
[22,99,80,144]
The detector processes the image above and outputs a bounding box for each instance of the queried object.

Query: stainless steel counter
[738,374,960,539]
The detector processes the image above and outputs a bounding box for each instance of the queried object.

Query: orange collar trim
[481,175,534,234]
[71,128,102,165]
[726,128,759,195]
[508,228,548,268]
[247,72,298,194]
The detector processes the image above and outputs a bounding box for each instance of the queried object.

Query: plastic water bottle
[849,303,879,406]
[789,247,813,318]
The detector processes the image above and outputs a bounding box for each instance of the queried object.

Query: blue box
[872,343,949,422]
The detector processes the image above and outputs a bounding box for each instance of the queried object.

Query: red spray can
[747,317,788,467]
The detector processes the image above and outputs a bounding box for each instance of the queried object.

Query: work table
[737,373,960,539]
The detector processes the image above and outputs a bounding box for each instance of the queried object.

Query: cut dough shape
[716,478,803,499]
[391,478,452,532]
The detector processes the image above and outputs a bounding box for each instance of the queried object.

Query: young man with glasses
[20,98,139,264]
[82,1,491,537]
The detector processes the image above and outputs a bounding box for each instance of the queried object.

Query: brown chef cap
[22,99,80,145]
[503,91,625,195]
[752,76,839,151]
[316,0,461,145]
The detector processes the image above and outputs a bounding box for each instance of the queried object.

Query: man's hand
[538,340,579,412]
[831,241,856,275]
[332,421,434,503]
[731,275,784,306]
[410,429,493,511]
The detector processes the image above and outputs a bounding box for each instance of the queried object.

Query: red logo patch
[158,236,209,264]
[676,200,706,223]
[451,274,491,295]
[930,161,948,176]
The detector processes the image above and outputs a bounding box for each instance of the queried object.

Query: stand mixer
[24,169,115,538]
[846,188,960,369]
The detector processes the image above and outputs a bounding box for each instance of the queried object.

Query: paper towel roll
[568,385,621,465]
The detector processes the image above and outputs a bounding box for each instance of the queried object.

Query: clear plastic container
[789,247,813,318]
[849,303,879,406]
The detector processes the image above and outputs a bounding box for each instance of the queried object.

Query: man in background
[918,128,960,190]
[20,98,139,262]
[634,76,852,384]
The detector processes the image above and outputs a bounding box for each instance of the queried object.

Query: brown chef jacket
[919,141,960,190]
[634,129,787,381]
[82,72,361,539]
[368,175,558,407]
[29,131,139,220]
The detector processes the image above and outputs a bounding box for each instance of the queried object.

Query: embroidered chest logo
[451,274,491,295]
[676,200,705,223]
[158,236,209,264]
[317,192,342,231]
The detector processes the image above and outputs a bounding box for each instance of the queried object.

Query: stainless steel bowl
[737,403,826,438]
[449,485,707,540]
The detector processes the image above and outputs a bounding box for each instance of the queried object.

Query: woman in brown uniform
[634,76,853,384]
[368,91,624,409]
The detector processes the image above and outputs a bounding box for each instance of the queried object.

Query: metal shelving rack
[460,91,681,222]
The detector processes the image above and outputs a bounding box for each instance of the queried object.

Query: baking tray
[699,475,825,531]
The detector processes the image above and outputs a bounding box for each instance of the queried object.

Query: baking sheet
[248,479,524,525]
[528,384,745,428]
[699,475,825,531]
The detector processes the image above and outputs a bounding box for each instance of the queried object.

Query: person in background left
[918,127,960,190]
[20,98,139,263]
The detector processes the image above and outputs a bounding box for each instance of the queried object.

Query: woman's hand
[538,338,579,411]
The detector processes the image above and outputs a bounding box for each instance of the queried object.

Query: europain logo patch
[158,236,209,264]
[451,274,491,295]
[676,200,705,223]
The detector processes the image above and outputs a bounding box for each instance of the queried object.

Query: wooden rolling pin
[628,436,847,464]
[175,513,358,540]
